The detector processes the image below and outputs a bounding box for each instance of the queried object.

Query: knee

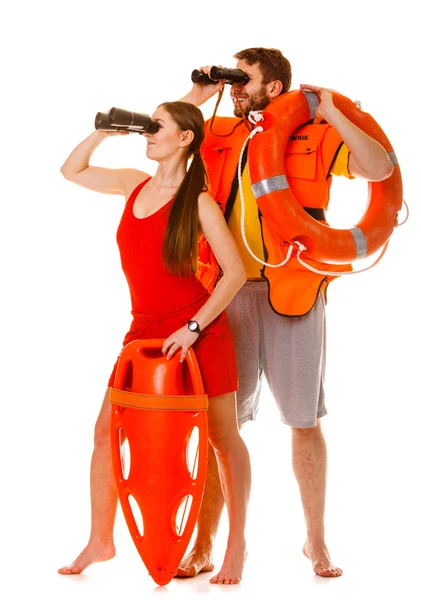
[208,428,240,455]
[93,420,111,449]
[292,420,322,438]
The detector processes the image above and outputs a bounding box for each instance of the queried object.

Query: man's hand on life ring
[194,65,225,100]
[299,84,338,124]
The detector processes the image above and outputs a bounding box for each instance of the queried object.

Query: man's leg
[291,420,342,577]
[58,389,118,574]
[261,291,342,577]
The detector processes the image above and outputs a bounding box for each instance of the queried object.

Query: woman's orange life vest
[196,91,401,316]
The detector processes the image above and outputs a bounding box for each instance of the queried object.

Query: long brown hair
[159,101,207,277]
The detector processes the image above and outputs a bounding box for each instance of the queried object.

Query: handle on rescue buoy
[113,338,205,396]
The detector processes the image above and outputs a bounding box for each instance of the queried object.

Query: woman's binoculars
[191,66,250,86]
[95,107,160,134]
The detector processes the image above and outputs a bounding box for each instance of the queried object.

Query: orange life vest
[197,111,351,316]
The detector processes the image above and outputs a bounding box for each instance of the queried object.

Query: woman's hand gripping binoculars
[95,107,159,134]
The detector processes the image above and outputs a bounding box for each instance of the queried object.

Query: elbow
[61,164,84,182]
[222,266,247,290]
[370,160,395,182]
[220,258,247,289]
[236,264,247,288]
[375,154,395,181]
[382,159,395,180]
[363,155,395,182]
[374,151,396,182]
[60,164,72,180]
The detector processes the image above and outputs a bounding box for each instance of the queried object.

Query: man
[177,47,394,578]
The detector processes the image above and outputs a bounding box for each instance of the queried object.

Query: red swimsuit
[108,178,238,397]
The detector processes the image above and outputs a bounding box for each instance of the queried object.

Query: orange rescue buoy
[248,90,403,263]
[109,339,208,586]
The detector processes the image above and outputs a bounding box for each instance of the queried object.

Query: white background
[1,1,420,599]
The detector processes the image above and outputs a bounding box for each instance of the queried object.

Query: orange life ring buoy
[248,90,403,263]
[109,339,208,586]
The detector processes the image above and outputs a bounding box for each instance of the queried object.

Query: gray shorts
[226,281,327,428]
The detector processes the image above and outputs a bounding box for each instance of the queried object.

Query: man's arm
[179,66,224,106]
[300,84,394,182]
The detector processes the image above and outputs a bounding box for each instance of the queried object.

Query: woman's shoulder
[122,169,152,200]
[198,189,217,207]
[198,190,224,222]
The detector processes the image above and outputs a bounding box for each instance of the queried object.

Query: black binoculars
[95,107,160,134]
[191,66,250,85]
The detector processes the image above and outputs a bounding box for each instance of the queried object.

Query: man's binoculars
[95,107,160,134]
[191,66,250,86]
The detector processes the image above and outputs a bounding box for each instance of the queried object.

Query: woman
[58,101,251,585]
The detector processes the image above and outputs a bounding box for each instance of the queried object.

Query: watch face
[189,321,198,332]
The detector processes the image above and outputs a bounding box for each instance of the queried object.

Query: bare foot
[303,539,343,577]
[58,541,116,575]
[175,546,215,577]
[209,544,247,585]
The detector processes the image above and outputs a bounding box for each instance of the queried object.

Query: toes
[315,565,343,578]
[58,567,78,575]
[175,566,195,578]
[210,574,240,585]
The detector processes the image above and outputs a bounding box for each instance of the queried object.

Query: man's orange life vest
[197,115,351,317]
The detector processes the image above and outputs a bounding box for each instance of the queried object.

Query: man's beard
[232,87,270,118]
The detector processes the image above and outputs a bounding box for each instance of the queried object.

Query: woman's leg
[58,388,118,574]
[206,391,251,585]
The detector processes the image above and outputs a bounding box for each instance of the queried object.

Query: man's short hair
[234,47,292,94]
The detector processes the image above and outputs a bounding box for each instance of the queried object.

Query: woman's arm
[162,192,246,361]
[191,192,247,328]
[60,129,150,196]
[300,84,394,182]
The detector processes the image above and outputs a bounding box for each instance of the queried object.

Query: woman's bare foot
[175,545,215,577]
[303,539,343,577]
[58,540,116,575]
[209,543,247,585]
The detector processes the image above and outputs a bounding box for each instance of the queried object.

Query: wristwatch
[187,320,202,335]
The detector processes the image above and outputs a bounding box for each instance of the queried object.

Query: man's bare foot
[303,539,343,577]
[175,545,215,577]
[209,544,247,585]
[58,541,116,575]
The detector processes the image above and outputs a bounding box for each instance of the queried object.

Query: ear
[267,80,283,99]
[179,129,194,149]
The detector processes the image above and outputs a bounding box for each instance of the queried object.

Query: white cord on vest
[294,240,390,275]
[238,113,296,268]
[395,199,409,226]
